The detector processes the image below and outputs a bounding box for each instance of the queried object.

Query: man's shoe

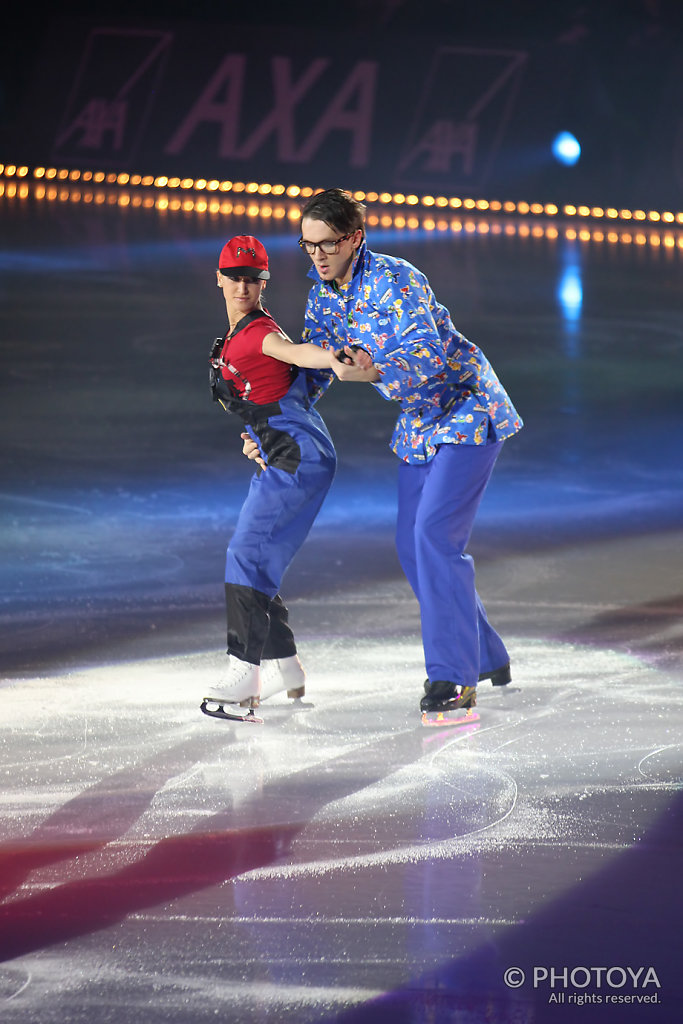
[420,681,477,714]
[479,663,511,686]
[424,662,511,695]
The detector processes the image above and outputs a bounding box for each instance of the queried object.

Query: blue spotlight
[552,131,581,166]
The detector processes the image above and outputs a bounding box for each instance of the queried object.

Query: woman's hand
[241,432,266,471]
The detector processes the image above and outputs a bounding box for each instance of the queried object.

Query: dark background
[2,0,683,206]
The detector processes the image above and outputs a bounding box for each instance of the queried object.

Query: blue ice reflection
[558,265,582,323]
[557,243,583,368]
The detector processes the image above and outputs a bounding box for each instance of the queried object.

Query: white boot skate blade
[421,707,480,729]
[259,656,306,701]
[200,699,263,724]
[260,685,306,703]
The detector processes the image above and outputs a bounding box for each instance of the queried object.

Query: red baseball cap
[218,235,270,279]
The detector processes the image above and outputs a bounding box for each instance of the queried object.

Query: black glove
[335,344,365,365]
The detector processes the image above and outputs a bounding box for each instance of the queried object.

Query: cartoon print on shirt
[303,241,523,464]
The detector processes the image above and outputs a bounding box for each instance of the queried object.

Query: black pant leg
[224,583,271,664]
[261,594,297,660]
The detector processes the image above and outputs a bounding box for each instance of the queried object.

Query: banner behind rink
[8,15,683,207]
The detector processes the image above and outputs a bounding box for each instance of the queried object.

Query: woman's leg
[225,450,335,663]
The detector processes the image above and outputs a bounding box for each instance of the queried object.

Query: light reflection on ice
[0,632,681,1023]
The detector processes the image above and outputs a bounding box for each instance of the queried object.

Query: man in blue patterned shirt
[299,187,523,717]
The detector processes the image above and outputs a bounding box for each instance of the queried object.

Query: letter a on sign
[296,61,377,166]
[165,55,246,157]
[166,54,377,169]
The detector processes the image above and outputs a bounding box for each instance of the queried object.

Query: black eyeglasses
[298,231,356,255]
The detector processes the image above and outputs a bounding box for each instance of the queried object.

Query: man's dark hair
[301,187,366,236]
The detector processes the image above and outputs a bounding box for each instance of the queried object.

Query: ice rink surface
[1,188,682,1022]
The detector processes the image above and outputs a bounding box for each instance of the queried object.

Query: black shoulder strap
[227,308,269,341]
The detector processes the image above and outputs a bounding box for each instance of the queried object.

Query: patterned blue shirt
[302,240,523,464]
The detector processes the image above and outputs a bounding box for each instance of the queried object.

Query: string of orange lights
[2,163,683,251]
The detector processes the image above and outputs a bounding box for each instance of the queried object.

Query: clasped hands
[330,344,375,380]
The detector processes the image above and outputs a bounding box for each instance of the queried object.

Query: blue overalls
[214,366,336,664]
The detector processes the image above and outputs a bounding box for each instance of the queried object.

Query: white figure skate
[200,657,262,723]
[260,655,306,701]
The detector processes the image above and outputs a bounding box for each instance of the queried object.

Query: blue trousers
[396,441,508,685]
[224,375,336,663]
[225,450,334,598]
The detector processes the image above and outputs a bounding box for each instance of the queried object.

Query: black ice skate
[420,681,479,728]
[478,663,511,686]
[423,662,511,695]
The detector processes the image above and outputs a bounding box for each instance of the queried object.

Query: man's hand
[334,344,372,368]
[330,345,379,382]
[241,431,266,471]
